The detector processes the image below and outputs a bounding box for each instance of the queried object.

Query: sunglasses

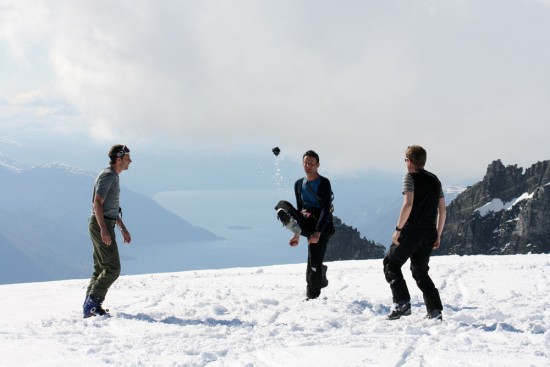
[116,145,131,157]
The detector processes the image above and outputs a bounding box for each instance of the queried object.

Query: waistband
[90,215,118,226]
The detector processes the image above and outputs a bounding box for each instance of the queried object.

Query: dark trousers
[86,217,121,300]
[383,227,443,313]
[306,231,330,298]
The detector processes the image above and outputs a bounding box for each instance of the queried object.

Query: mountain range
[0,157,221,284]
[3,152,547,285]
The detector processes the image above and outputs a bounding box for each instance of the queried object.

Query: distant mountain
[323,182,465,262]
[332,173,466,247]
[325,217,386,261]
[439,160,550,255]
[0,157,221,284]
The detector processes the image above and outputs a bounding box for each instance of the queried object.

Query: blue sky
[1,0,549,184]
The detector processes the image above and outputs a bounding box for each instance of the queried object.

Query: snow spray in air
[272,147,289,196]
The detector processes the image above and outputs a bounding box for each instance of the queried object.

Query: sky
[1,254,548,366]
[1,0,550,183]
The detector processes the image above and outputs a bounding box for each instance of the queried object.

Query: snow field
[0,254,548,367]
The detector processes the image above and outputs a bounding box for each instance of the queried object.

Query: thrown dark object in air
[272,147,281,156]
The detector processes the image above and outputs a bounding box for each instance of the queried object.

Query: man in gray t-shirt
[83,144,132,318]
[91,167,121,220]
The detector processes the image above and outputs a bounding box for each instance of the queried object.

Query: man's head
[108,144,132,171]
[303,150,319,163]
[302,150,320,176]
[405,145,427,168]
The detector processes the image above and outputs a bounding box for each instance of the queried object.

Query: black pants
[306,231,330,299]
[383,227,442,313]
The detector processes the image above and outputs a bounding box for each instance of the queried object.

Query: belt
[90,215,117,227]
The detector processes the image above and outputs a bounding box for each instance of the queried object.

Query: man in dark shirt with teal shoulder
[384,145,446,320]
[289,150,334,300]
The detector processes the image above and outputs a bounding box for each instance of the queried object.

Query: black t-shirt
[402,169,443,229]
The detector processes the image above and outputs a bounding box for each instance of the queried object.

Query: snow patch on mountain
[36,162,94,177]
[475,192,533,217]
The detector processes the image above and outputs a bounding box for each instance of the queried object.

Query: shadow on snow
[117,312,254,328]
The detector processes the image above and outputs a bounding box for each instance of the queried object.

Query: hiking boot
[276,208,301,234]
[387,302,411,320]
[425,309,443,321]
[95,304,110,316]
[83,295,105,318]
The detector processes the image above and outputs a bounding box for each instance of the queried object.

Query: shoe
[95,304,110,316]
[277,208,301,234]
[306,287,320,300]
[425,309,443,321]
[387,302,411,320]
[321,265,328,288]
[83,295,107,318]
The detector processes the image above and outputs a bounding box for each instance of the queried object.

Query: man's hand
[100,227,112,246]
[308,231,321,245]
[432,237,441,250]
[289,233,300,247]
[122,229,132,244]
[392,231,401,246]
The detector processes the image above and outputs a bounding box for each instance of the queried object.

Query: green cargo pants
[86,216,121,300]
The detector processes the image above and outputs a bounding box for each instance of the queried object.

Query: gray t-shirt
[91,167,120,219]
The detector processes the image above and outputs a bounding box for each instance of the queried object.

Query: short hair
[303,150,320,163]
[405,145,427,167]
[108,144,130,164]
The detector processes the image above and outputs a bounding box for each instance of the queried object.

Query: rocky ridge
[439,160,550,255]
[325,217,386,261]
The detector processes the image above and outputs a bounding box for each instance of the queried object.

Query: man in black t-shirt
[384,145,446,321]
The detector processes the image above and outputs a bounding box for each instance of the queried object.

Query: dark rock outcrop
[439,160,550,255]
[325,217,386,261]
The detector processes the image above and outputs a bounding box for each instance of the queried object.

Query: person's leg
[86,247,102,297]
[383,229,426,319]
[86,218,121,301]
[383,237,416,304]
[306,232,329,299]
[410,229,442,315]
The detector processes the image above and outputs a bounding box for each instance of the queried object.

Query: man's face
[120,154,132,170]
[302,156,319,175]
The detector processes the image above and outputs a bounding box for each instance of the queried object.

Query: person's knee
[384,260,402,284]
[105,260,121,279]
[113,263,121,278]
[411,266,429,282]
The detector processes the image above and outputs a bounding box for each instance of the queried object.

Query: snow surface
[1,254,549,367]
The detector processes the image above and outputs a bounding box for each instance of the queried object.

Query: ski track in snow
[0,255,549,367]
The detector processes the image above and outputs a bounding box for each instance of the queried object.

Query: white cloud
[10,89,44,105]
[1,0,550,180]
